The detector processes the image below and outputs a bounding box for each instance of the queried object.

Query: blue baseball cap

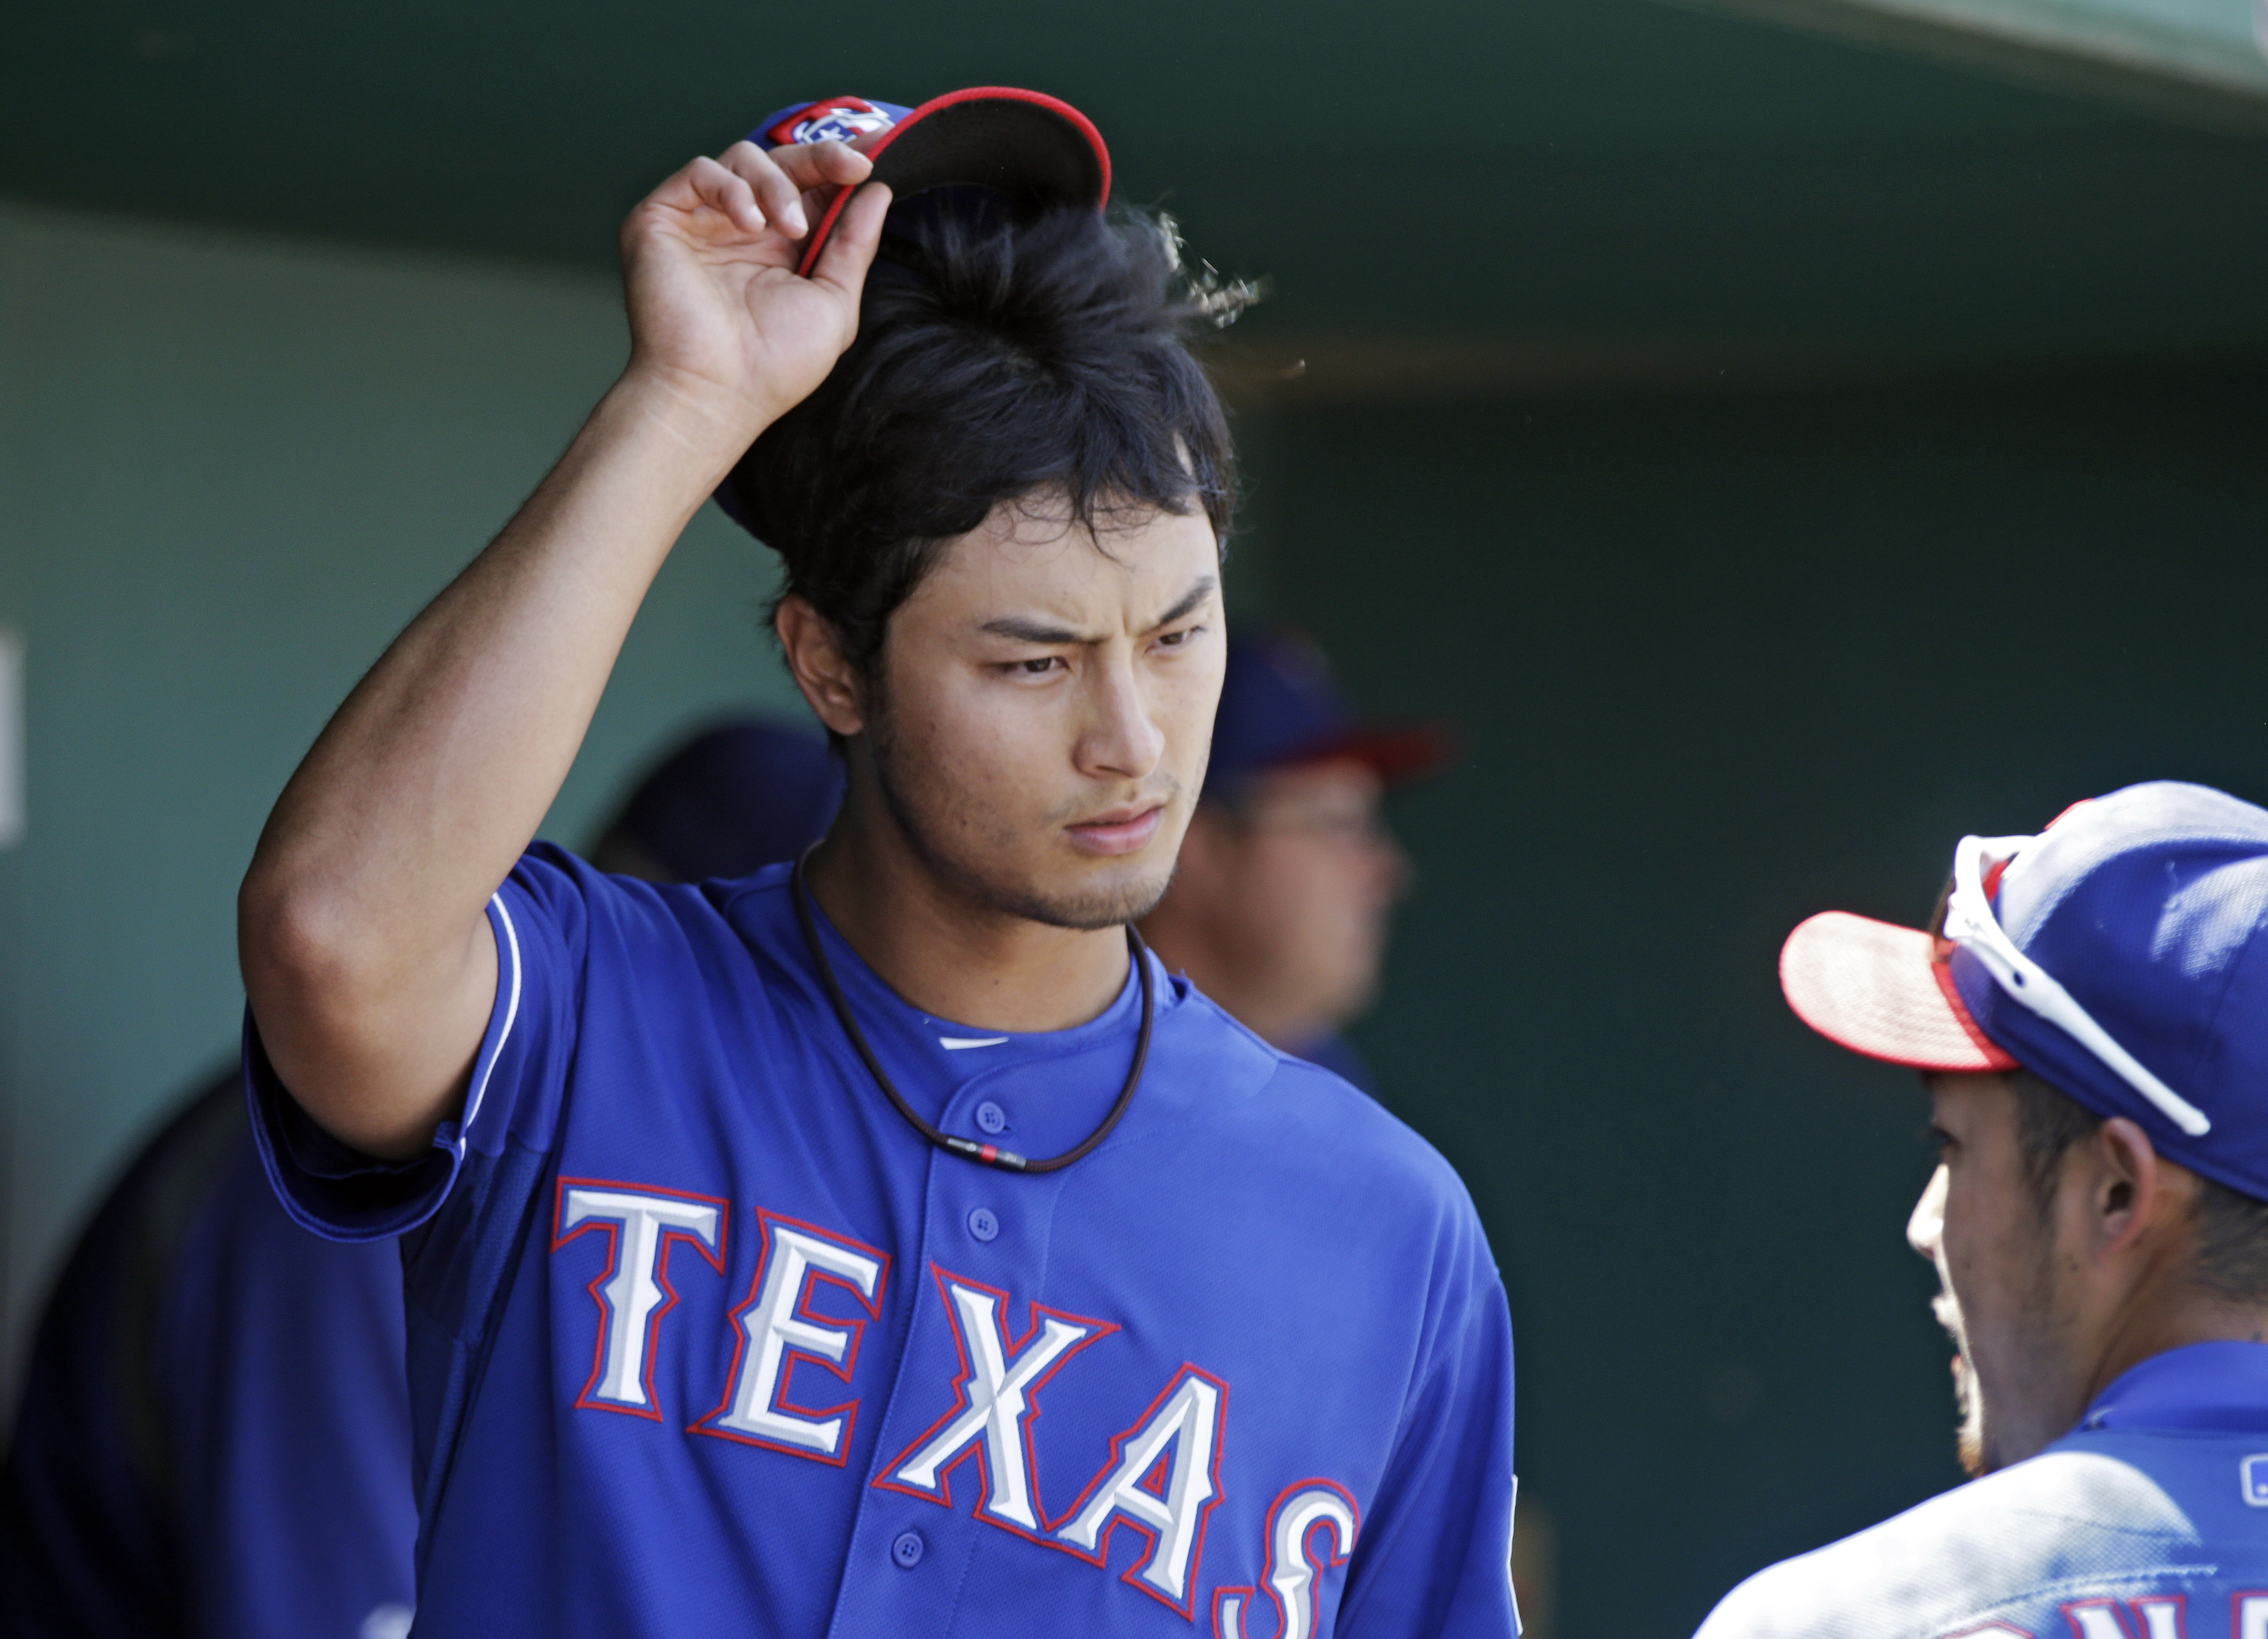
[1205,631,1455,802]
[751,89,1110,277]
[1781,781,2268,1202]
[619,718,843,881]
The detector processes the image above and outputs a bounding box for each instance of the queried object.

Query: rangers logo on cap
[768,95,896,148]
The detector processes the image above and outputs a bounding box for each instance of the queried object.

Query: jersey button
[974,1100,1009,1135]
[891,1529,925,1569]
[967,1207,1000,1243]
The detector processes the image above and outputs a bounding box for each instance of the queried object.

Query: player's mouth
[1064,803,1166,856]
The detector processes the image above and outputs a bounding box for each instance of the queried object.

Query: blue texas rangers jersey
[245,847,1518,1638]
[1695,1341,2268,1639]
[5,1070,415,1639]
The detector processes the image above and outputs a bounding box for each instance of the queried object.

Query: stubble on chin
[946,824,1179,932]
[865,706,1184,932]
[1932,1286,1991,1478]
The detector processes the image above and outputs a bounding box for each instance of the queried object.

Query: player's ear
[776,596,867,738]
[2087,1116,2167,1261]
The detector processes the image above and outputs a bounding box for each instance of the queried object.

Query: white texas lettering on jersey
[551,1181,725,1416]
[697,1210,889,1462]
[550,1192,1379,1626]
[1211,1481,1360,1639]
[878,1270,1113,1532]
[1053,1366,1229,1616]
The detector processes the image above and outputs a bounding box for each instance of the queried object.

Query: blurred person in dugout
[1,718,839,1639]
[1135,631,1576,1627]
[1139,629,1450,1100]
[1698,781,2268,1636]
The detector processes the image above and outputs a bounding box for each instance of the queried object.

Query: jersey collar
[2076,1339,2268,1434]
[796,886,1152,1117]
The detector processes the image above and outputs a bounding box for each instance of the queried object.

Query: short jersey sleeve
[1336,1192,1520,1638]
[244,844,595,1244]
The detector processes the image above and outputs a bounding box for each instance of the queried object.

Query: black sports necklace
[791,851,1154,1173]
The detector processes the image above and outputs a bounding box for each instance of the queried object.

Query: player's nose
[1906,1164,1949,1260]
[1076,650,1166,781]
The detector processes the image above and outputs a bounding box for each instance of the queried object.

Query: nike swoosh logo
[939,1036,1010,1050]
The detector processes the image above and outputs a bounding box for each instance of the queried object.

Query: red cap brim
[797,87,1111,277]
[1779,911,2018,1073]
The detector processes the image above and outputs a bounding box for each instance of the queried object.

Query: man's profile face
[862,496,1224,930]
[1911,1073,2086,1475]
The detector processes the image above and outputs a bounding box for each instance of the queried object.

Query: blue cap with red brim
[1207,631,1457,800]
[1780,781,2268,1203]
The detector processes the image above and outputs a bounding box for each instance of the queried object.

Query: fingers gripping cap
[711,88,1113,539]
[752,88,1111,277]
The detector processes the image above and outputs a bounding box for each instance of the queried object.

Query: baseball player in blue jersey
[1141,630,1450,1099]
[1699,780,2268,1637]
[232,88,1517,1638]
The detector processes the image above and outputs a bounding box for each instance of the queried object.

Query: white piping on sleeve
[457,892,524,1153]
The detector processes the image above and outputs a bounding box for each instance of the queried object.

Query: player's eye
[1009,657,1061,676]
[1155,624,1202,649]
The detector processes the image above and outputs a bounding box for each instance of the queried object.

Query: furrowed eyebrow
[1150,575,1219,630]
[976,576,1219,646]
[980,615,1088,644]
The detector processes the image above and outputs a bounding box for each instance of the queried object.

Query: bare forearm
[239,134,886,1156]
[240,370,757,1150]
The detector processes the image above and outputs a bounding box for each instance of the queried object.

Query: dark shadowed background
[3,1,2264,1631]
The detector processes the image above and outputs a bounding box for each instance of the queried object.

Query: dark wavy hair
[719,201,1240,680]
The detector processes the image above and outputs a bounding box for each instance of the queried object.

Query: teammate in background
[2,1067,416,1639]
[1,718,838,1639]
[1698,781,2268,1636]
[1139,630,1448,1096]
[589,715,842,882]
[232,89,1516,1638]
